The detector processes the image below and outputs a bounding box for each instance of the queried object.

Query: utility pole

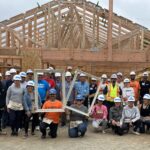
[107,0,113,61]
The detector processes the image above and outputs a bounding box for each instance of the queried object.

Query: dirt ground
[0,125,150,150]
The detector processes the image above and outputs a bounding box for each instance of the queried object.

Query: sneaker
[11,132,15,136]
[36,126,40,131]
[102,130,106,134]
[131,130,140,135]
[31,132,35,135]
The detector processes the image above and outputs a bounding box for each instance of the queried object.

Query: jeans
[68,121,87,138]
[9,109,22,133]
[24,113,39,134]
[40,122,58,138]
[0,110,4,131]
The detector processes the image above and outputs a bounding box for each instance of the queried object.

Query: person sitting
[40,88,63,139]
[139,94,150,133]
[120,96,141,135]
[109,97,124,136]
[90,94,108,134]
[67,95,88,138]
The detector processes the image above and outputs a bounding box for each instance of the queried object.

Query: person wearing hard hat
[55,72,62,101]
[19,72,27,90]
[109,97,124,136]
[90,94,108,134]
[104,74,122,115]
[117,72,124,90]
[122,78,134,106]
[0,73,7,133]
[9,68,17,78]
[38,72,50,104]
[65,72,74,106]
[26,69,34,81]
[120,96,141,135]
[6,75,24,136]
[40,88,63,139]
[139,72,150,104]
[67,94,88,138]
[139,94,150,133]
[60,71,74,127]
[75,73,89,108]
[129,71,140,104]
[99,74,108,94]
[23,81,41,137]
[66,66,73,72]
[43,67,56,88]
[89,77,97,105]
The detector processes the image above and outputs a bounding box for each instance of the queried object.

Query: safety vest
[106,83,119,102]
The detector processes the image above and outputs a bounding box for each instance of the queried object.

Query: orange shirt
[130,81,140,101]
[42,100,63,124]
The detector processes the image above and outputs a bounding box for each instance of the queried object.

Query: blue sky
[0,0,150,29]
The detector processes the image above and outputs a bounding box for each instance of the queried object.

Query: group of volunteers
[0,65,150,139]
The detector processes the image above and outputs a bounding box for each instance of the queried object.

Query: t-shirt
[43,77,55,88]
[42,100,63,123]
[122,87,135,101]
[91,104,108,120]
[130,80,140,101]
[140,80,150,98]
[38,80,49,103]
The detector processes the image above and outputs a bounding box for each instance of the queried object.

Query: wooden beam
[107,0,113,61]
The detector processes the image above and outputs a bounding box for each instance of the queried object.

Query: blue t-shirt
[38,80,50,103]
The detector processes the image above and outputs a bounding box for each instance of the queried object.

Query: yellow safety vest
[106,84,119,102]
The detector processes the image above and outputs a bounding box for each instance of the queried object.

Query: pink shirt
[91,104,108,120]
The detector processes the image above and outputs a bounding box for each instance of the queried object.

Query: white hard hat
[0,73,2,77]
[128,96,135,102]
[13,75,21,81]
[9,68,17,74]
[143,72,149,77]
[91,77,97,81]
[130,71,136,75]
[111,74,117,79]
[107,79,111,82]
[101,74,107,78]
[67,66,73,70]
[80,73,86,77]
[114,97,121,103]
[65,71,72,77]
[26,81,35,87]
[37,72,44,75]
[97,94,105,101]
[19,72,27,77]
[143,94,150,100]
[26,69,33,74]
[117,72,123,76]
[55,72,61,77]
[123,78,130,83]
[47,67,54,70]
[5,71,11,76]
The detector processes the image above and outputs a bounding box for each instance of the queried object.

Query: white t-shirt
[122,87,135,99]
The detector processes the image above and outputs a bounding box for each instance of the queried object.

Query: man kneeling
[40,88,63,139]
[67,95,88,138]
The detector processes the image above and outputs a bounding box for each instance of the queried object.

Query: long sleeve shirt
[120,105,140,124]
[91,104,108,120]
[6,83,24,106]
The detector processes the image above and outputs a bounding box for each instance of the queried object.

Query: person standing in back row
[6,75,24,136]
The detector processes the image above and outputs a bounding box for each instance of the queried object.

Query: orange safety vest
[106,83,119,102]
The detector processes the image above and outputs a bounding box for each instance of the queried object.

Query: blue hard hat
[75,94,84,101]
[49,88,57,95]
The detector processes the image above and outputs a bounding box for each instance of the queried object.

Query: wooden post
[97,13,99,47]
[140,28,144,50]
[82,2,86,49]
[6,30,10,47]
[28,19,32,47]
[118,19,121,50]
[107,0,113,61]
[34,9,37,47]
[0,27,1,47]
[22,16,26,48]
[58,1,61,49]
